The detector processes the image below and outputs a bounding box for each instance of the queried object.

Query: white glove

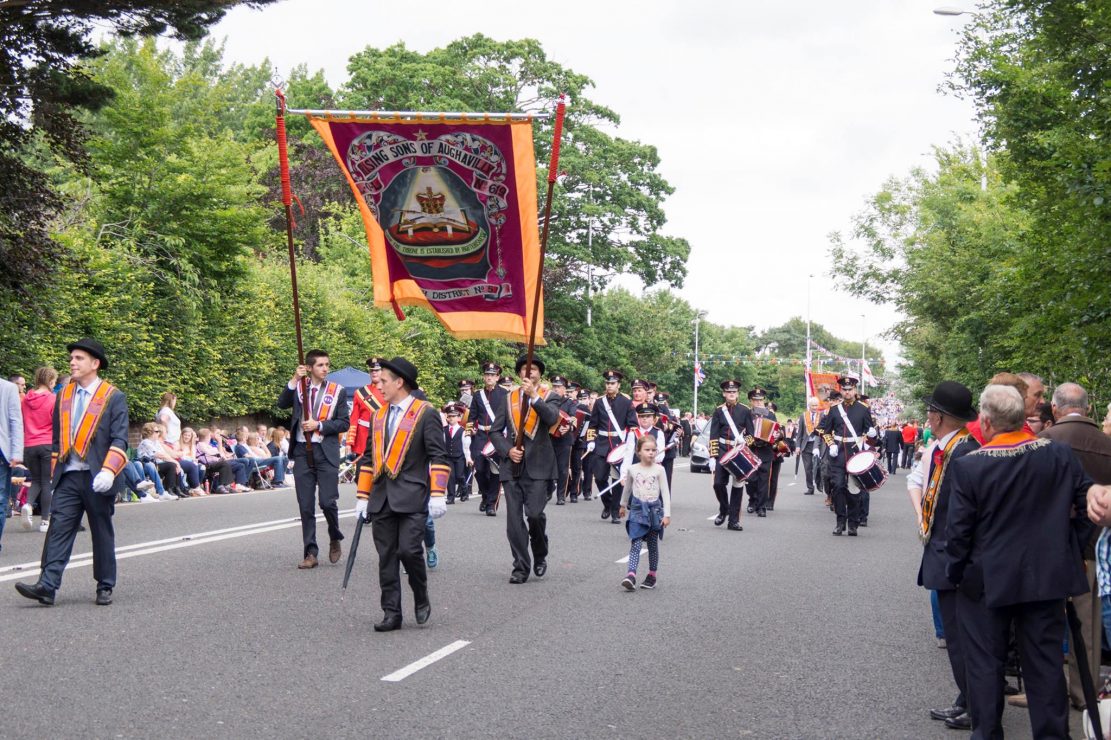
[429,496,447,519]
[812,447,820,458]
[355,498,368,520]
[708,457,717,473]
[829,444,839,459]
[92,470,115,493]
[866,426,878,439]
[586,441,595,454]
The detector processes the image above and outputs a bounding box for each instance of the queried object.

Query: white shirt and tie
[384,394,415,448]
[288,379,326,444]
[65,377,101,472]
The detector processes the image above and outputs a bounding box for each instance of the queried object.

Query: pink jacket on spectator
[22,389,55,448]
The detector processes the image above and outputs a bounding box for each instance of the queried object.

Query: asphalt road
[0,461,1084,738]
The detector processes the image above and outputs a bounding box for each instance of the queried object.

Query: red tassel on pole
[275,88,314,467]
[513,95,567,471]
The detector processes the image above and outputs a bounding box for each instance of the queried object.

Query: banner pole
[513,95,567,472]
[275,89,315,467]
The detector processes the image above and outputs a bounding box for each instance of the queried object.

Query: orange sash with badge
[371,398,429,480]
[509,388,541,439]
[58,381,117,460]
[298,381,342,423]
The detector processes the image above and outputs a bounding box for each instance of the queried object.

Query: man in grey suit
[16,339,128,606]
[491,355,560,584]
[278,349,350,569]
[354,357,449,632]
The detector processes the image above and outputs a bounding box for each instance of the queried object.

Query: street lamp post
[692,313,702,416]
[860,314,867,394]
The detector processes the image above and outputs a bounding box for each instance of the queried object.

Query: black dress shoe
[757,510,767,517]
[569,496,578,503]
[373,616,402,632]
[415,602,431,625]
[508,573,528,584]
[714,513,726,526]
[944,713,971,730]
[601,510,610,520]
[929,705,966,721]
[746,506,755,514]
[858,519,868,527]
[582,494,592,501]
[832,526,844,536]
[533,559,547,577]
[446,497,455,505]
[459,493,469,502]
[486,508,497,517]
[556,498,565,505]
[727,523,743,531]
[847,528,858,536]
[95,588,112,606]
[804,489,815,495]
[611,517,621,524]
[15,581,55,605]
[479,501,487,512]
[766,503,775,511]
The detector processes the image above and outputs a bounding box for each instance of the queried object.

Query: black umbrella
[341,513,367,600]
[1066,600,1102,739]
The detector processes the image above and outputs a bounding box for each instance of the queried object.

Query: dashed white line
[381,640,471,682]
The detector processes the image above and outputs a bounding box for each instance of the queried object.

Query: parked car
[690,426,711,473]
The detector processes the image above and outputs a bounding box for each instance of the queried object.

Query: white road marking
[0,509,359,583]
[381,640,470,682]
[616,548,648,564]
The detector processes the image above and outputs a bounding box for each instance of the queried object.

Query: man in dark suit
[680,412,693,457]
[354,357,450,631]
[491,355,560,583]
[278,349,350,569]
[16,339,129,606]
[882,423,902,475]
[796,397,821,494]
[945,383,1102,738]
[910,381,980,731]
[1040,382,1111,710]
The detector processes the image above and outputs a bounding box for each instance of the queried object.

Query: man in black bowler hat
[16,339,129,607]
[354,356,450,631]
[910,380,980,731]
[490,355,560,583]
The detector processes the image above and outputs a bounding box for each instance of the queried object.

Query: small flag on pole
[694,361,706,387]
[862,361,877,386]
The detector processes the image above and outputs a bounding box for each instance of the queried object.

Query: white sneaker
[137,480,155,492]
[158,492,175,501]
[38,519,49,533]
[140,495,159,503]
[20,503,33,530]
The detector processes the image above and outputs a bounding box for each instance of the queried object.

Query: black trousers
[577,450,594,499]
[767,458,782,507]
[744,449,774,513]
[662,455,675,490]
[595,454,622,517]
[24,444,54,516]
[472,447,499,509]
[39,471,116,591]
[956,593,1068,739]
[552,442,571,501]
[370,502,428,619]
[503,476,549,577]
[712,462,745,525]
[936,589,968,710]
[886,447,899,475]
[569,444,584,498]
[446,456,467,499]
[828,454,861,527]
[291,448,342,558]
[800,446,815,491]
[901,442,915,468]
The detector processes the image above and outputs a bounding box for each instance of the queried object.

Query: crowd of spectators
[3,370,296,534]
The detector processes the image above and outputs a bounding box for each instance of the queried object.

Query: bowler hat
[923,381,977,422]
[515,354,545,375]
[66,338,109,371]
[379,356,419,389]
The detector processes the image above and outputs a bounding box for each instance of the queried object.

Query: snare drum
[606,443,628,479]
[752,417,781,443]
[719,444,762,483]
[846,451,887,493]
[482,440,499,473]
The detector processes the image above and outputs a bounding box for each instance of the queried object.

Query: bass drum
[846,450,886,493]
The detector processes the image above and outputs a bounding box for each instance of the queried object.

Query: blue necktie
[385,405,398,448]
[72,388,88,437]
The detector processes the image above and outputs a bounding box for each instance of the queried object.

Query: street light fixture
[933,6,977,16]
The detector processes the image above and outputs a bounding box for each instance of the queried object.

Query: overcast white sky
[209,0,980,363]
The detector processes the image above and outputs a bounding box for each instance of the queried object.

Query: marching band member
[587,370,637,524]
[817,374,877,536]
[571,387,594,503]
[708,379,755,531]
[547,375,578,505]
[655,391,682,489]
[346,356,385,466]
[468,362,507,517]
[442,403,469,504]
[623,403,667,470]
[746,387,777,517]
[765,399,789,512]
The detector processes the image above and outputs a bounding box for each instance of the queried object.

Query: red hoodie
[22,389,56,448]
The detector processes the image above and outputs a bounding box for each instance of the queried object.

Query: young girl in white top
[619,434,671,590]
